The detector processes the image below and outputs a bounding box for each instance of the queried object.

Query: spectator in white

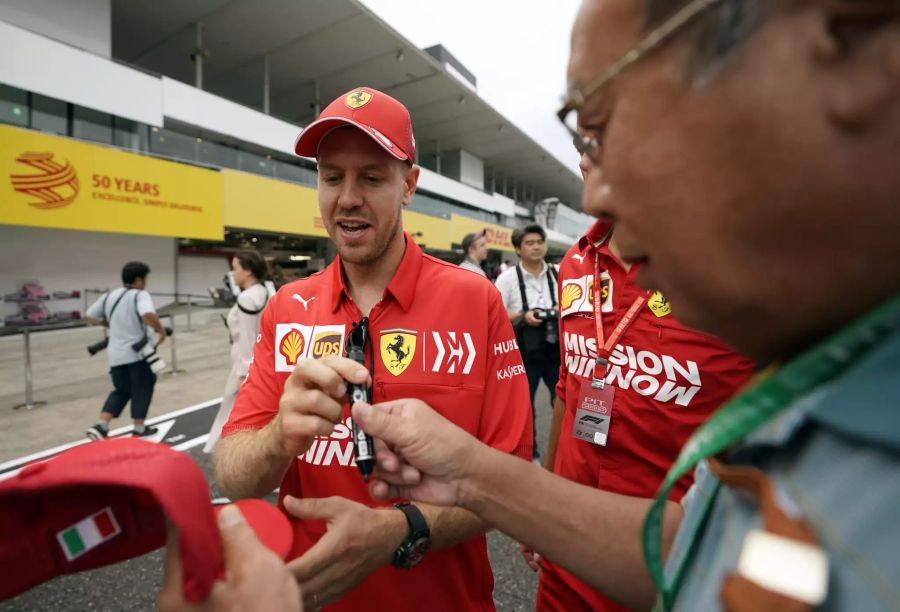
[204,250,271,454]
[85,261,167,440]
[495,224,560,462]
[459,229,488,277]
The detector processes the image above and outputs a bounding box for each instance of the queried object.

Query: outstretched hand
[351,399,483,507]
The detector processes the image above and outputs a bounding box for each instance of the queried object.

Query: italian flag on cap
[56,506,121,561]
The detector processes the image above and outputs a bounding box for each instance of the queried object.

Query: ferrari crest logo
[380,329,417,376]
[345,90,373,109]
[647,291,672,318]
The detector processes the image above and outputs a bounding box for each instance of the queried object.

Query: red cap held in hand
[295,86,415,162]
[0,438,291,603]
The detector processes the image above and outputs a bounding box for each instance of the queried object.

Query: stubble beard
[334,211,402,266]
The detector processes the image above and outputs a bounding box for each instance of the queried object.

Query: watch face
[405,537,431,568]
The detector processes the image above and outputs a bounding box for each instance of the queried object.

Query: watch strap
[393,502,429,539]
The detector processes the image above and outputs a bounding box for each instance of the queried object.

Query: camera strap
[236,290,268,315]
[132,290,148,343]
[515,262,558,312]
[104,288,134,322]
[515,265,530,312]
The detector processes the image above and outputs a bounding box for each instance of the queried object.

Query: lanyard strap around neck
[642,292,900,611]
[593,253,648,365]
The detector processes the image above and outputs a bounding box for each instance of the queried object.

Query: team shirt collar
[328,232,422,313]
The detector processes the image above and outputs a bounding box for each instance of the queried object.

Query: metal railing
[8,288,224,410]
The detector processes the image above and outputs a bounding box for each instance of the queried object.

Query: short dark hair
[233,250,269,281]
[512,224,546,248]
[121,261,150,285]
[461,229,487,255]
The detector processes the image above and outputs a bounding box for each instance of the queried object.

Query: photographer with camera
[495,224,560,463]
[85,261,167,440]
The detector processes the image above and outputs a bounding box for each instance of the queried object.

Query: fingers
[370,436,401,472]
[350,401,392,438]
[282,495,345,521]
[160,522,184,595]
[519,544,540,572]
[278,358,370,454]
[217,505,256,562]
[287,356,367,396]
[286,528,339,584]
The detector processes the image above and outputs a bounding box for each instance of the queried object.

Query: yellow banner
[224,170,455,249]
[223,169,327,237]
[0,125,223,240]
[403,209,451,251]
[450,214,514,253]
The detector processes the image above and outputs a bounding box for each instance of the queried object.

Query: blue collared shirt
[666,326,900,611]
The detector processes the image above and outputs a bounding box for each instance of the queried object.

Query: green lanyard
[642,293,900,611]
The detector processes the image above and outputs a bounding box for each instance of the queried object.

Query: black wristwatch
[391,502,431,569]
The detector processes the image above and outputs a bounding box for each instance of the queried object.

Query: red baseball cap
[294,86,415,162]
[0,438,292,603]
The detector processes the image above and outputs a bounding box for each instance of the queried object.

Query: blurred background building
[0,0,591,314]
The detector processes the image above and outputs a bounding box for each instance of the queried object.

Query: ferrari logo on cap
[380,329,417,376]
[648,291,672,317]
[346,90,373,109]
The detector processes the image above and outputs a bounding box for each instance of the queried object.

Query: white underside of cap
[294,117,408,161]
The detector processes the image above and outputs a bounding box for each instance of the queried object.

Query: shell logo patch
[275,323,346,371]
[279,330,306,365]
[345,90,373,109]
[560,273,612,317]
[380,329,417,376]
[561,284,583,311]
[647,291,672,317]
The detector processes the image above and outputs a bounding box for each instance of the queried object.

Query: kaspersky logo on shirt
[275,323,346,371]
[563,332,701,406]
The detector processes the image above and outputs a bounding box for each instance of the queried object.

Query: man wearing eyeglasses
[214,87,532,611]
[525,152,753,611]
[344,1,900,611]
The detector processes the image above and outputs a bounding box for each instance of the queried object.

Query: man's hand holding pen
[266,355,371,459]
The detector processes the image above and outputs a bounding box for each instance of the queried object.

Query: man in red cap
[215,86,532,611]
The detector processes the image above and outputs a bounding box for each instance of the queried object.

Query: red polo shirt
[538,222,755,612]
[223,234,532,612]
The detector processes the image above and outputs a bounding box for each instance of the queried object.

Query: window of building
[31,94,68,135]
[149,127,198,162]
[0,84,28,128]
[72,106,113,144]
[113,117,149,151]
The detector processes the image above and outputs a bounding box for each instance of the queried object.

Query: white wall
[0,0,110,57]
[162,77,300,156]
[0,20,162,126]
[0,226,176,321]
[177,254,230,299]
[458,149,484,191]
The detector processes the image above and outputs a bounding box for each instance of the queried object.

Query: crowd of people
[18,0,900,610]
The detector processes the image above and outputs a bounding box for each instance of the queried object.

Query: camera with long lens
[86,338,109,356]
[533,307,560,345]
[131,326,173,374]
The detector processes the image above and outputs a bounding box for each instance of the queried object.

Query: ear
[401,164,420,208]
[818,8,900,129]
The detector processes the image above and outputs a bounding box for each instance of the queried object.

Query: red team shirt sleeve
[478,290,533,460]
[222,297,281,436]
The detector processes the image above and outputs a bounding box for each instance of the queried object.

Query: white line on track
[0,397,222,478]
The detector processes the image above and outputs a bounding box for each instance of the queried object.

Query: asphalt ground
[1,387,554,612]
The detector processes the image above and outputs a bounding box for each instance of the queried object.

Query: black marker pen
[347,318,375,482]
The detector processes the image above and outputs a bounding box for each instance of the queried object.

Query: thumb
[218,505,261,563]
[282,495,344,521]
[351,400,401,441]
